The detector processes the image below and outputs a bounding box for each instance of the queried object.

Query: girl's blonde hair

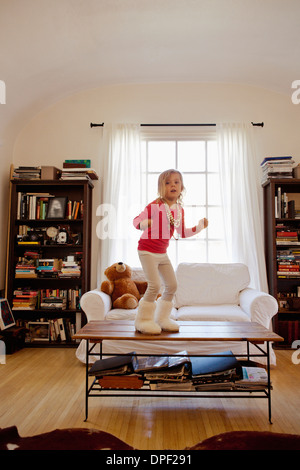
[157,169,185,203]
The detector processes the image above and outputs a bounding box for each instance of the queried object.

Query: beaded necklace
[164,202,181,228]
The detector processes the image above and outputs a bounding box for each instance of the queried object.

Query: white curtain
[98,123,142,283]
[216,123,268,292]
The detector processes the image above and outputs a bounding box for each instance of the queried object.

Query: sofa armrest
[239,288,278,329]
[80,289,112,322]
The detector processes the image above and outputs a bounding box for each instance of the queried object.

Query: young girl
[133,169,208,334]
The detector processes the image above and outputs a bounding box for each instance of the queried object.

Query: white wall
[9,82,300,289]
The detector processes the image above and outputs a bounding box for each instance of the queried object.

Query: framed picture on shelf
[28,322,50,342]
[0,299,15,330]
[46,197,68,219]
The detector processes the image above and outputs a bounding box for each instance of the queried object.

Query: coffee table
[73,321,283,423]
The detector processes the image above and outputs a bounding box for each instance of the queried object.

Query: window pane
[147,173,159,202]
[178,141,206,172]
[141,141,146,173]
[208,241,228,263]
[177,240,207,263]
[167,239,177,267]
[207,141,219,172]
[207,173,221,205]
[182,174,206,206]
[148,141,176,172]
[141,136,224,269]
[207,207,225,239]
[182,205,206,237]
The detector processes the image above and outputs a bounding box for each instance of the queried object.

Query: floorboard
[0,347,299,450]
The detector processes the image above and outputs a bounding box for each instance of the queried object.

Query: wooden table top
[73,321,284,343]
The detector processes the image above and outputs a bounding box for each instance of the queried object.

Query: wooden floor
[0,347,300,450]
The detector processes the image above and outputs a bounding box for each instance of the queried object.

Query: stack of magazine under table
[88,350,270,392]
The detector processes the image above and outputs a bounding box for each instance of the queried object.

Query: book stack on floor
[261,156,295,184]
[88,350,270,392]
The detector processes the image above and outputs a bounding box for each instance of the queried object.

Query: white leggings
[138,250,177,303]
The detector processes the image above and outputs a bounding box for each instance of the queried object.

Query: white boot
[135,299,161,334]
[155,298,179,332]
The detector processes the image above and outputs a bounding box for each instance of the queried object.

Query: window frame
[140,127,226,266]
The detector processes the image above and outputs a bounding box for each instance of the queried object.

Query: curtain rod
[90,122,264,128]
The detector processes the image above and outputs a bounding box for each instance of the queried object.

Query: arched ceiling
[1,0,300,142]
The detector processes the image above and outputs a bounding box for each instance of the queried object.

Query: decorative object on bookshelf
[0,299,15,330]
[46,197,68,219]
[5,176,94,348]
[263,177,300,346]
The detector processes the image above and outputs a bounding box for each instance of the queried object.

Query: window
[140,134,228,267]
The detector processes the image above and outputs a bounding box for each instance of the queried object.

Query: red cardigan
[133,199,197,253]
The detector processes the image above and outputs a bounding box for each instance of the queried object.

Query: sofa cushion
[175,305,251,322]
[106,308,138,321]
[174,263,250,307]
[105,305,177,321]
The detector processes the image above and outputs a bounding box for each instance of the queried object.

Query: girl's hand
[198,218,208,231]
[139,219,153,231]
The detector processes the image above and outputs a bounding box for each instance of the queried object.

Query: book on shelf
[12,166,41,180]
[16,192,84,220]
[63,159,91,168]
[234,367,270,390]
[60,166,98,181]
[261,156,295,184]
[66,200,83,219]
[87,350,271,392]
[12,287,81,311]
[275,187,299,219]
[98,375,144,390]
[276,231,299,246]
[88,353,136,376]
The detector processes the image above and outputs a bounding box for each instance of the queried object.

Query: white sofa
[75,263,278,365]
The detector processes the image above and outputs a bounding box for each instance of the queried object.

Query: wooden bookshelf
[5,178,94,347]
[263,178,300,347]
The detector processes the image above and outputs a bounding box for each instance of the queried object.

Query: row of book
[15,317,80,343]
[277,244,300,278]
[15,257,81,279]
[17,192,84,220]
[88,350,270,392]
[12,287,81,310]
[275,186,299,219]
[261,156,295,184]
[276,230,299,245]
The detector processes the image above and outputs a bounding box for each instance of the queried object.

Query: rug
[1,427,300,450]
[189,431,300,450]
[0,426,134,450]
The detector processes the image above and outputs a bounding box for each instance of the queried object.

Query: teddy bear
[100,262,148,309]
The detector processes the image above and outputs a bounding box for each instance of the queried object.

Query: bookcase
[5,178,94,346]
[263,178,300,346]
